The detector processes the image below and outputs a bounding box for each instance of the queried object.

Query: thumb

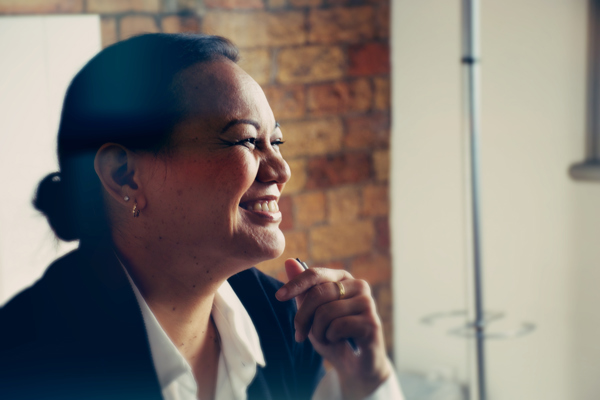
[283,258,308,306]
[284,258,305,281]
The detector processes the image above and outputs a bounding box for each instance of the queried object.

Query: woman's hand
[275,259,392,400]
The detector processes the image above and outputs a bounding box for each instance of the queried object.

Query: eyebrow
[220,119,281,134]
[220,119,260,134]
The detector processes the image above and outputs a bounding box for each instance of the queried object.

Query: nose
[257,152,291,187]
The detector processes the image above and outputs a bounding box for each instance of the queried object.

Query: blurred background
[1,0,599,399]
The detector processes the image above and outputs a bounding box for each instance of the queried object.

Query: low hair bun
[33,172,79,241]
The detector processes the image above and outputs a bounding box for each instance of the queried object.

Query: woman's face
[138,60,290,269]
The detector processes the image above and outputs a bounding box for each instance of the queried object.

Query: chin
[264,233,287,259]
[232,225,287,265]
[251,230,286,264]
[264,243,285,261]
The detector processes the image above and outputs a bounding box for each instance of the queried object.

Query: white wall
[392,1,598,399]
[0,16,100,305]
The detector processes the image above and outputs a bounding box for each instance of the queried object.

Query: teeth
[247,200,279,212]
[269,200,278,212]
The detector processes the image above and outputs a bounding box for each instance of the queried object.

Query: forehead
[172,60,273,134]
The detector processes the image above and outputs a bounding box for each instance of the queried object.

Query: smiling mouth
[239,200,280,213]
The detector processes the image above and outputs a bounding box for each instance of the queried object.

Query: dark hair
[33,33,239,242]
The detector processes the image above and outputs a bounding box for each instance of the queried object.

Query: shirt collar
[120,264,266,393]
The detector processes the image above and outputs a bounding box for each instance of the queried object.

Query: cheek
[168,154,257,207]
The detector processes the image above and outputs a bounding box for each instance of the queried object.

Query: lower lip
[240,206,282,222]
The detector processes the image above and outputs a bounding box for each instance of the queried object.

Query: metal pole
[462,0,487,399]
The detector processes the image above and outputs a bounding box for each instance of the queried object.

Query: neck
[113,236,229,362]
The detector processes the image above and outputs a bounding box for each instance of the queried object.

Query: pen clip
[295,257,309,270]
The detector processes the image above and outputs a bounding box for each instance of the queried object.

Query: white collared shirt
[124,271,403,400]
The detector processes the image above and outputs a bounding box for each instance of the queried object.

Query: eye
[234,137,257,148]
[271,139,285,148]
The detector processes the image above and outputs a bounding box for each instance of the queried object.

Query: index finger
[275,266,352,301]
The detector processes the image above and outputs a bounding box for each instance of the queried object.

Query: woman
[0,34,401,400]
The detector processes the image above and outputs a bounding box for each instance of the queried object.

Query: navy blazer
[0,242,324,399]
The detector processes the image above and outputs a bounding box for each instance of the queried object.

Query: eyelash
[235,138,256,147]
[233,138,285,148]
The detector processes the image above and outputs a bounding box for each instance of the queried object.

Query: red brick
[238,48,271,85]
[120,16,159,40]
[294,191,326,228]
[290,0,321,6]
[373,149,389,182]
[284,158,307,194]
[278,195,294,231]
[362,184,389,217]
[161,15,200,33]
[327,186,361,223]
[281,118,343,159]
[0,0,82,13]
[263,85,306,120]
[374,217,390,253]
[310,220,374,261]
[348,42,390,76]
[350,254,391,285]
[267,0,286,8]
[203,11,305,48]
[277,46,345,84]
[205,0,264,9]
[375,3,390,39]
[344,113,390,149]
[309,6,374,44]
[101,17,118,49]
[373,77,390,110]
[306,153,371,189]
[87,0,160,13]
[307,79,372,116]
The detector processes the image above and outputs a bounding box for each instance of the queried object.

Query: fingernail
[276,287,287,300]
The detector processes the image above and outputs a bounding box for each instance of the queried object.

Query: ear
[94,143,146,209]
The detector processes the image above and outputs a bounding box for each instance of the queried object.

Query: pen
[296,258,361,356]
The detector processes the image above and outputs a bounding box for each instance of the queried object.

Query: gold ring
[334,281,346,300]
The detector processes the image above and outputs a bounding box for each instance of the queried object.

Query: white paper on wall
[0,15,101,305]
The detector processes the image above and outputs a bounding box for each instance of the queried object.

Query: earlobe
[94,143,144,207]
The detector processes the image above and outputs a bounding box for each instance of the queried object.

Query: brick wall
[0,0,393,355]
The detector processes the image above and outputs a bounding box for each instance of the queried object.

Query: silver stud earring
[124,196,130,202]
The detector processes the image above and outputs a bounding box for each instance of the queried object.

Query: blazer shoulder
[0,248,87,351]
